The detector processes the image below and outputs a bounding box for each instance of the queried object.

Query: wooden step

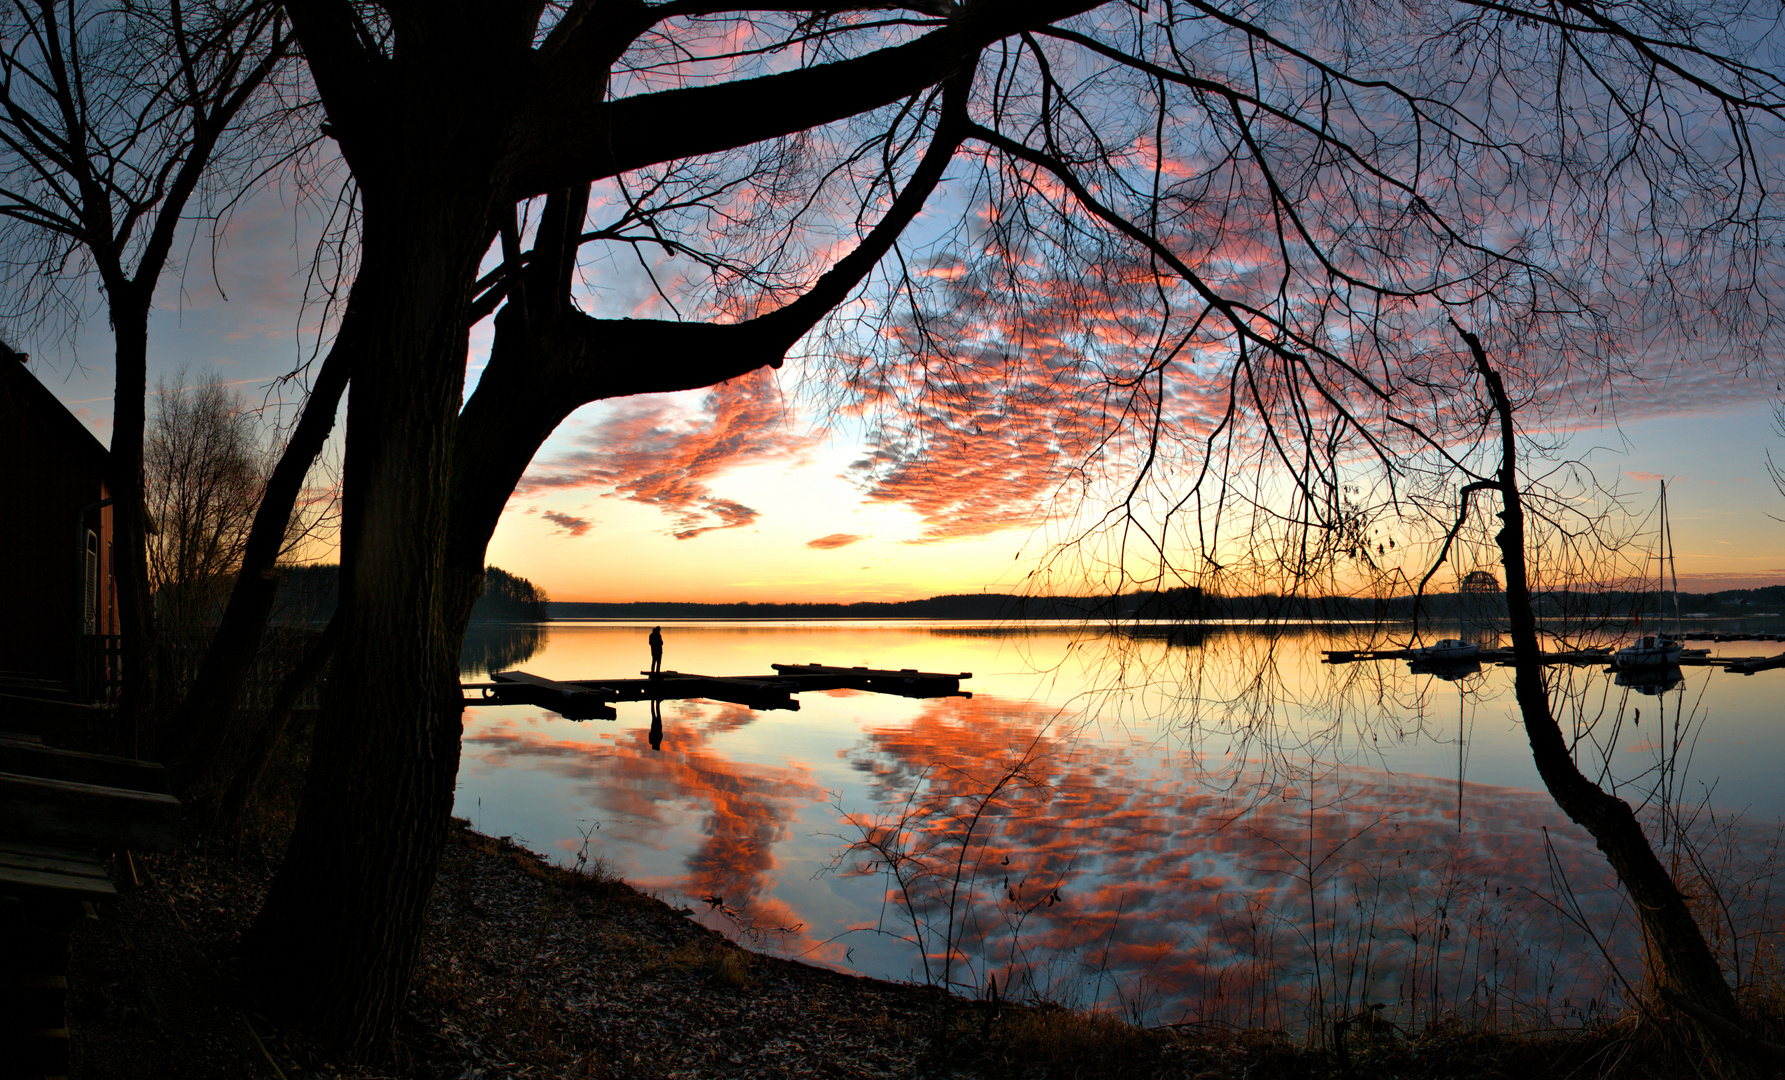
[0,772,180,854]
[0,841,116,901]
[0,738,167,794]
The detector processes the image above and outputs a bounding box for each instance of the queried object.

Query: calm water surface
[454,621,1785,1030]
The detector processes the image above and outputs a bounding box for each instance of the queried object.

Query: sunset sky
[23,182,1785,604]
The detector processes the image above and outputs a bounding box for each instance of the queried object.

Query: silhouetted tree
[146,374,266,697]
[1456,327,1778,1071]
[232,1,1785,1061]
[146,372,339,725]
[0,0,295,740]
[474,565,549,622]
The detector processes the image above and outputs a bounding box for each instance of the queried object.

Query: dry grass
[987,1005,1154,1068]
[653,939,755,988]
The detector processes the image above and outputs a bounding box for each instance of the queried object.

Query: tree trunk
[244,178,490,1053]
[106,295,157,753]
[241,4,997,1053]
[1462,328,1755,1064]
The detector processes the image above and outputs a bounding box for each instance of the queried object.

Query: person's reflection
[649,696,664,751]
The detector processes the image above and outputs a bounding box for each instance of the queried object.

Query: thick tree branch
[451,61,974,558]
[279,0,383,107]
[510,0,1097,197]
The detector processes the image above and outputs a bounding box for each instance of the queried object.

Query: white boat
[1613,633,1683,669]
[1409,638,1481,661]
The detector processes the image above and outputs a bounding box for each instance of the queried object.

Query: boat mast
[1662,480,1680,633]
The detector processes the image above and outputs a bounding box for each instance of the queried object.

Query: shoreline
[64,816,1756,1079]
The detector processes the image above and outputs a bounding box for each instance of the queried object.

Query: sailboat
[1613,481,1685,670]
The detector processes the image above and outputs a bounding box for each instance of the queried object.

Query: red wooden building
[0,346,119,698]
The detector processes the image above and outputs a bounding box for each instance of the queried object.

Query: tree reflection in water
[459,622,546,677]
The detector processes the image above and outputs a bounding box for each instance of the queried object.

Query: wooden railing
[74,634,122,705]
[75,627,327,711]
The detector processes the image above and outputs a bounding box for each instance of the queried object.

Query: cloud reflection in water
[834,695,1642,1030]
[466,702,821,938]
[463,689,1683,1031]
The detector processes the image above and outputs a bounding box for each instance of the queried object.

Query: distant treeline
[545,589,1478,622]
[547,587,1210,622]
[272,564,549,624]
[476,567,551,621]
[547,582,1785,623]
[260,570,1785,626]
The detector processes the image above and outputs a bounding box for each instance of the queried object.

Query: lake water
[453,620,1785,1032]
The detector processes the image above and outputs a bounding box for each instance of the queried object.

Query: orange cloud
[515,369,820,539]
[805,532,864,549]
[541,510,592,536]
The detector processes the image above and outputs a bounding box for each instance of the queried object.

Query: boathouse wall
[0,347,119,695]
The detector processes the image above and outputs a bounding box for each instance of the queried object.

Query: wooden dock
[768,663,972,697]
[462,662,972,719]
[1726,651,1785,675]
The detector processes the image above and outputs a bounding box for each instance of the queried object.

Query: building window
[84,529,99,634]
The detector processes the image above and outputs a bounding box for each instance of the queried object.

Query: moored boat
[1408,638,1481,661]
[1613,633,1683,669]
[1617,481,1685,670]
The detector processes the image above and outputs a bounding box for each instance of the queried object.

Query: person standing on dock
[648,625,663,678]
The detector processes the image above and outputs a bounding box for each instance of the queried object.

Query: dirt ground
[60,818,1782,1080]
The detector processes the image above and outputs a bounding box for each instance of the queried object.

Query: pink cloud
[805,532,864,549]
[516,369,820,539]
[838,252,1234,543]
[541,510,591,537]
